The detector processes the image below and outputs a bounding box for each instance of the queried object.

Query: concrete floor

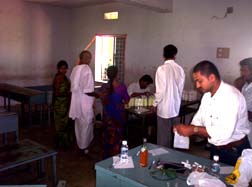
[0,108,210,187]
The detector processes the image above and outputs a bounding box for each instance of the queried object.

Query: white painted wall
[71,0,252,89]
[1,0,252,92]
[0,0,72,86]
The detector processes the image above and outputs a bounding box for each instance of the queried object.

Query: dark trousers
[157,116,175,148]
[210,136,251,166]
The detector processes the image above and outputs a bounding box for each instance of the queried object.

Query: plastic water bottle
[120,140,128,163]
[211,155,220,177]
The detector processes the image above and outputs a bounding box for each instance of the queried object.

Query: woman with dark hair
[100,66,130,158]
[52,60,74,149]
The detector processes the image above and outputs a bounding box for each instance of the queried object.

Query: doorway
[95,34,126,82]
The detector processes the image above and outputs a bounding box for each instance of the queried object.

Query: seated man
[174,60,251,166]
[127,74,153,97]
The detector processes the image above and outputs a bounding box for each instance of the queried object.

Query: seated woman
[52,60,74,149]
[99,66,130,158]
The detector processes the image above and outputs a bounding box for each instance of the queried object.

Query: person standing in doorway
[69,50,96,154]
[153,44,185,148]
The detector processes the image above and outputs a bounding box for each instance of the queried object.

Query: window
[104,12,118,20]
[95,34,126,82]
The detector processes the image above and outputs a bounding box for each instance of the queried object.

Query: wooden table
[0,83,46,126]
[126,99,201,142]
[127,107,156,142]
[0,139,57,186]
[95,143,229,187]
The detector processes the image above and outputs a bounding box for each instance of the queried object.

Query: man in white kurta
[69,51,94,151]
[153,44,185,148]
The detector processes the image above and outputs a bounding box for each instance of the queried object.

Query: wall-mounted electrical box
[216,47,230,58]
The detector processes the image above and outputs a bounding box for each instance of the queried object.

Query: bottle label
[211,163,220,174]
[139,150,148,167]
[120,147,128,163]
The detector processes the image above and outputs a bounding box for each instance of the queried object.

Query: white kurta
[69,64,94,149]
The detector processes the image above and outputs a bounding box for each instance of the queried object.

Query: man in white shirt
[153,44,185,148]
[174,60,251,166]
[69,50,96,154]
[127,74,153,97]
[239,57,252,145]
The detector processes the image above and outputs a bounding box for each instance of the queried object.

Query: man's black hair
[57,60,68,69]
[240,57,252,71]
[140,74,153,84]
[193,60,221,80]
[163,44,177,59]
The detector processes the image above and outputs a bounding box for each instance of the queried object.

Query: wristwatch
[193,126,199,133]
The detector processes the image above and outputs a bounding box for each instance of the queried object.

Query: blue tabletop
[95,143,229,187]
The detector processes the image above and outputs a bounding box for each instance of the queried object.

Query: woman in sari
[53,60,74,149]
[100,66,130,158]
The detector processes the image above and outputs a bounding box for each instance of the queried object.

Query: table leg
[3,133,7,144]
[52,155,57,186]
[142,116,146,138]
[21,102,26,126]
[28,103,32,126]
[3,96,6,109]
[7,97,10,111]
[37,159,45,178]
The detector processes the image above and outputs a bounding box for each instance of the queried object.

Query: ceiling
[24,0,172,13]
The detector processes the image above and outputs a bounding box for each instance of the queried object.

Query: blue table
[26,85,53,126]
[95,143,229,187]
[0,83,47,126]
[0,139,57,186]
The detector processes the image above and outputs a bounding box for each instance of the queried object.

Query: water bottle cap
[213,155,219,161]
[122,140,127,145]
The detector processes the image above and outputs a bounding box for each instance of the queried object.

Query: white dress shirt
[242,82,252,112]
[153,59,185,118]
[241,82,252,145]
[127,82,150,96]
[192,81,250,146]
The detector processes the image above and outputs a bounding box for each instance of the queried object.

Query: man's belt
[215,136,246,150]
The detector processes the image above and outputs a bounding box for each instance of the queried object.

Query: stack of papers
[149,148,169,156]
[112,156,134,169]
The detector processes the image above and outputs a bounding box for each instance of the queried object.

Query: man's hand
[173,124,193,136]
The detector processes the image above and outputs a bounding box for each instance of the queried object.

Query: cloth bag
[226,149,252,187]
[173,131,189,149]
